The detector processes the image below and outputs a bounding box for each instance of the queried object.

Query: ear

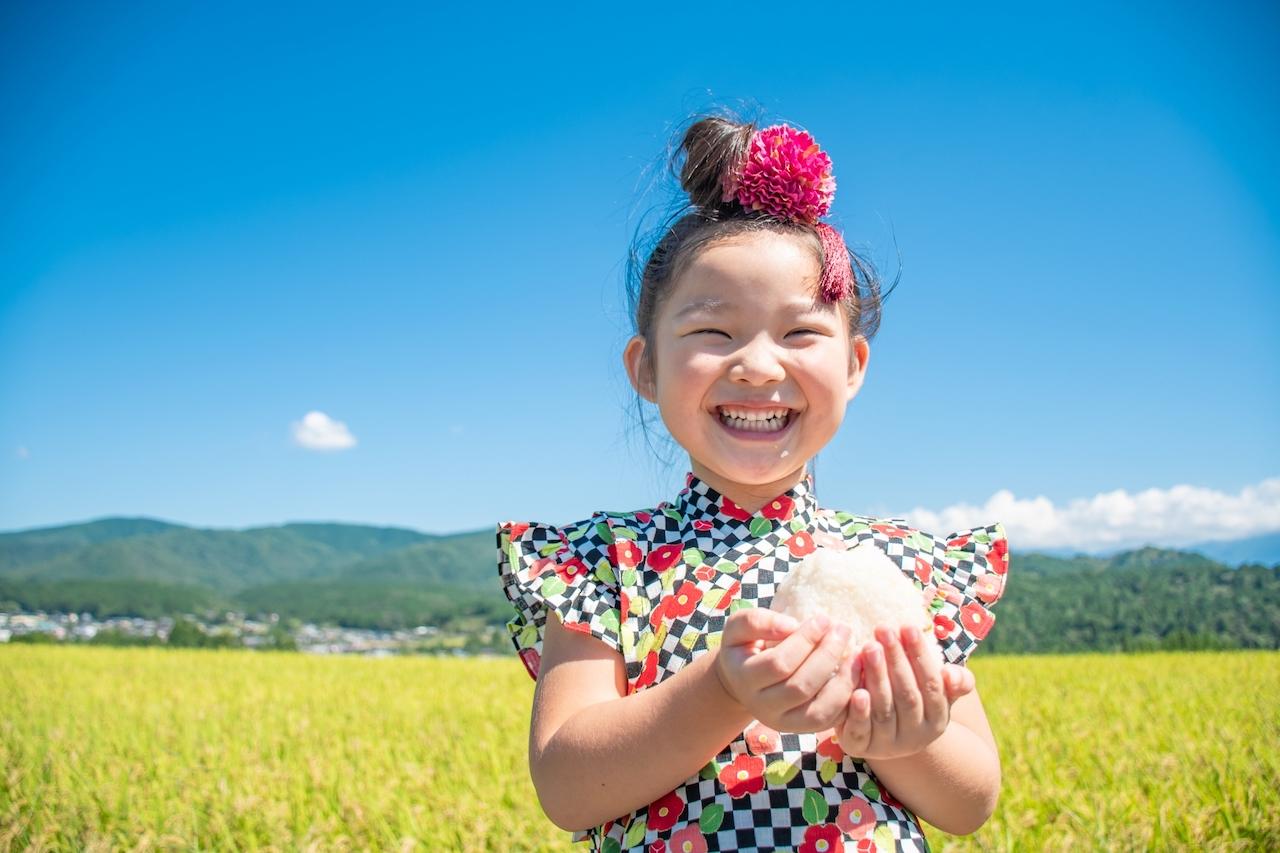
[623,334,657,402]
[846,336,870,402]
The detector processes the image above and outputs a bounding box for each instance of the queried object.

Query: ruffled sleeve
[496,515,625,680]
[918,521,1009,666]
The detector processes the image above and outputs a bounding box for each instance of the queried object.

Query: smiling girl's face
[624,229,871,512]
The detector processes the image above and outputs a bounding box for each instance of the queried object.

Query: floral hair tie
[720,124,852,302]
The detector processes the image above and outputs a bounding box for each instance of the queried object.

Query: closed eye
[787,328,826,337]
[690,329,731,338]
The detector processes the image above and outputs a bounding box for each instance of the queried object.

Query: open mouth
[716,406,796,434]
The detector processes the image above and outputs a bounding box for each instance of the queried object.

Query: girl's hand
[837,623,976,761]
[713,608,855,734]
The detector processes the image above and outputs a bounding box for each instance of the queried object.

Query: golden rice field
[1,646,1277,852]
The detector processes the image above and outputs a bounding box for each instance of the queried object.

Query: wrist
[709,648,748,716]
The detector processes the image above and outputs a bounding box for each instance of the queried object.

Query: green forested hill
[1,517,1277,650]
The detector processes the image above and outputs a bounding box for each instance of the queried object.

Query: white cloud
[291,411,357,451]
[898,477,1280,552]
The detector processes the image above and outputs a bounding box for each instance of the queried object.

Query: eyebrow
[673,298,730,319]
[672,297,830,320]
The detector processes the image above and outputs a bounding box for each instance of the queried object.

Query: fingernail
[833,623,850,643]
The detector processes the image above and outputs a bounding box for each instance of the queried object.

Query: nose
[729,334,787,385]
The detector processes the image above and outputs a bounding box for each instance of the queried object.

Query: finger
[900,624,948,728]
[789,648,857,731]
[858,641,894,757]
[760,622,851,720]
[943,664,976,700]
[878,624,923,736]
[740,614,831,692]
[723,607,799,648]
[840,687,872,756]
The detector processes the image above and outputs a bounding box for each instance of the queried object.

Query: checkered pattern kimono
[497,472,1009,852]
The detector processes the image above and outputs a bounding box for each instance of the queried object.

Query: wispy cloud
[899,477,1280,552]
[291,411,357,451]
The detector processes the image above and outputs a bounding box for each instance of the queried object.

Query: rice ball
[771,543,937,655]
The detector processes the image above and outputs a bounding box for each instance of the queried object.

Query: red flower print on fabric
[633,651,659,692]
[526,556,556,580]
[619,592,631,619]
[784,530,816,556]
[989,537,1009,574]
[799,823,844,853]
[517,647,540,679]
[505,521,530,540]
[720,496,752,521]
[694,564,717,582]
[836,794,875,838]
[744,721,782,755]
[634,511,652,524]
[975,573,1004,603]
[554,557,590,585]
[668,824,708,853]
[815,730,844,762]
[739,555,762,573]
[664,581,703,620]
[647,790,685,832]
[647,544,684,572]
[714,580,740,611]
[647,842,664,853]
[562,620,591,635]
[854,837,878,852]
[719,754,765,798]
[960,601,994,639]
[947,534,970,549]
[761,495,796,521]
[693,519,714,532]
[914,556,932,584]
[932,613,956,641]
[607,540,643,569]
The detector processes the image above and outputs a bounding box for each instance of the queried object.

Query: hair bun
[677,116,755,213]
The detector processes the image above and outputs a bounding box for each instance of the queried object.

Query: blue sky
[2,2,1277,552]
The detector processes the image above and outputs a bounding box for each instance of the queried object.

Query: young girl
[498,114,1009,853]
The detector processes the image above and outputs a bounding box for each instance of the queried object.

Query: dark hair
[624,110,899,465]
[629,114,896,348]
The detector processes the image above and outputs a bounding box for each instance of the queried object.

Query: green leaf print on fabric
[874,824,896,849]
[683,548,705,567]
[601,839,621,853]
[802,789,828,825]
[612,526,638,540]
[699,760,720,780]
[728,599,754,614]
[699,803,725,834]
[788,518,806,533]
[749,517,772,538]
[861,778,881,801]
[623,817,646,848]
[600,609,620,635]
[537,541,562,557]
[909,531,933,552]
[539,576,566,598]
[594,559,617,585]
[714,559,737,574]
[595,521,615,543]
[765,760,801,786]
[663,507,684,524]
[703,588,726,609]
[621,568,637,586]
[819,759,838,783]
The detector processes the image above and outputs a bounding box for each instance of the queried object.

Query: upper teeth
[719,407,790,421]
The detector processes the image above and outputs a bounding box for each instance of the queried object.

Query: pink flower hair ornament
[721,123,852,302]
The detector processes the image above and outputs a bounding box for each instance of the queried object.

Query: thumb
[942,664,976,700]
[723,607,799,647]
